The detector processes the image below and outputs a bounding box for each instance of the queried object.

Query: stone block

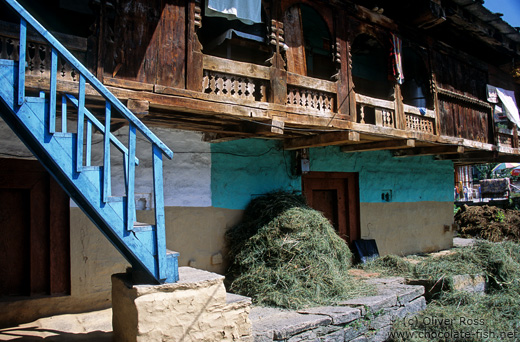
[350,336,368,342]
[451,274,486,293]
[339,294,397,315]
[376,284,424,306]
[112,267,251,342]
[367,325,391,342]
[319,328,345,342]
[298,306,361,325]
[253,311,331,340]
[344,320,369,341]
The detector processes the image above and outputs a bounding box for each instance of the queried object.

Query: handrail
[64,94,139,166]
[4,0,173,160]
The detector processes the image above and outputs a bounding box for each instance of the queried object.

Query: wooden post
[394,84,405,130]
[186,0,203,91]
[268,19,287,105]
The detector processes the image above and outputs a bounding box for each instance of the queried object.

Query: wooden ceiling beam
[439,151,520,163]
[284,130,360,150]
[393,145,465,157]
[341,139,415,153]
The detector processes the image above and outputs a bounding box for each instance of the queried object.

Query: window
[351,34,392,99]
[284,3,335,80]
[401,46,432,108]
[199,0,269,65]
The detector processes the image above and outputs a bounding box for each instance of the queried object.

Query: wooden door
[302,172,360,245]
[0,159,70,298]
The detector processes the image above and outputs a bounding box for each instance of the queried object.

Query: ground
[455,204,520,242]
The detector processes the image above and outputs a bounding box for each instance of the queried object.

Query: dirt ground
[455,204,520,242]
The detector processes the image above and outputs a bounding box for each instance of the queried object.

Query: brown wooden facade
[1,0,520,164]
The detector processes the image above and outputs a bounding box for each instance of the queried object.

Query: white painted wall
[0,118,213,208]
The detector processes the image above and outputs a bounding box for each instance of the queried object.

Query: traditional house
[1,0,519,326]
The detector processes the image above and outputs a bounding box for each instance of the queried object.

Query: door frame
[302,172,360,244]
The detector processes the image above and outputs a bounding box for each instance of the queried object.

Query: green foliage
[494,210,506,222]
[226,191,374,309]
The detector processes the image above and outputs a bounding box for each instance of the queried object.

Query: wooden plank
[152,145,167,280]
[49,48,58,133]
[355,93,395,110]
[103,102,112,202]
[203,55,271,80]
[286,72,337,94]
[126,124,137,230]
[284,131,360,150]
[127,99,150,116]
[76,75,86,172]
[18,18,26,105]
[29,174,50,295]
[341,139,415,152]
[49,177,70,295]
[393,145,464,157]
[284,5,307,75]
[104,77,155,92]
[156,1,185,87]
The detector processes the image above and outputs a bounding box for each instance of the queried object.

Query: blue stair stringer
[0,0,178,284]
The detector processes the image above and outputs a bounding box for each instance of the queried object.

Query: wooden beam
[255,118,285,135]
[127,99,149,117]
[439,151,520,163]
[284,131,360,150]
[341,139,415,153]
[202,133,242,143]
[393,145,464,157]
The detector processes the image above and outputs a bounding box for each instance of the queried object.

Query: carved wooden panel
[0,36,82,83]
[287,86,334,114]
[202,70,268,102]
[405,113,435,134]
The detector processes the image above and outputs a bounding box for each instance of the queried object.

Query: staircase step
[132,222,154,232]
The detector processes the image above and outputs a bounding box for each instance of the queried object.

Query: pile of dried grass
[225,191,372,309]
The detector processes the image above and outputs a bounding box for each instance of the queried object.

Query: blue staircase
[0,0,178,284]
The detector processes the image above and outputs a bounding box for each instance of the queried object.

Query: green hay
[361,255,414,277]
[367,241,520,342]
[226,191,374,309]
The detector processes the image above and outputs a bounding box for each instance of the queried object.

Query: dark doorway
[0,158,70,299]
[302,172,360,245]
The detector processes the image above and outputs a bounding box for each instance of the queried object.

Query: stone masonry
[251,277,426,342]
[112,267,252,342]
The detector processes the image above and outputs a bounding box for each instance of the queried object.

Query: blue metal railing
[4,0,174,282]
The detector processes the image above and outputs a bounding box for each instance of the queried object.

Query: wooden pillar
[186,0,203,91]
[268,19,287,105]
[335,9,352,121]
[394,84,405,130]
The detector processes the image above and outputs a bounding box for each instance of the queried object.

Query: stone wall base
[112,267,252,342]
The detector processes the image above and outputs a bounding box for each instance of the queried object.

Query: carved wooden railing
[202,54,269,102]
[0,20,86,83]
[404,104,436,134]
[286,73,336,116]
[355,93,396,128]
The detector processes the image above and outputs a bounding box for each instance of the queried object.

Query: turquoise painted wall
[211,139,301,209]
[211,139,454,209]
[309,147,454,203]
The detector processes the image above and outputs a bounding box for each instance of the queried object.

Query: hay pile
[226,191,371,309]
[455,204,520,242]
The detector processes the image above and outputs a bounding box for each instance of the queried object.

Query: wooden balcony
[2,20,518,162]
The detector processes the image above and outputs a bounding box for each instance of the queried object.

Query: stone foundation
[251,277,426,342]
[112,267,252,342]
